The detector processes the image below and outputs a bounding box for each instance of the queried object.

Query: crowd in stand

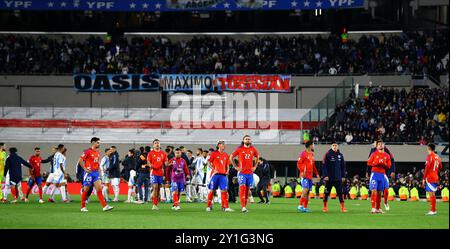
[310,85,449,144]
[0,30,448,77]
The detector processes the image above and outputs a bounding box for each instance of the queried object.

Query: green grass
[0,195,448,229]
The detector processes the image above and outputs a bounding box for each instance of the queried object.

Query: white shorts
[109,178,120,186]
[4,172,11,186]
[252,174,260,189]
[191,174,204,185]
[46,173,54,184]
[128,170,136,187]
[102,174,110,183]
[48,171,64,184]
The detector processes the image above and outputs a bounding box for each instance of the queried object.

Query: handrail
[424,74,442,86]
[1,71,446,77]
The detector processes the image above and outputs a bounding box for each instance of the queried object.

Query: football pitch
[0,196,448,229]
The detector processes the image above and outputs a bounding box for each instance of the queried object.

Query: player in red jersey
[367,140,391,214]
[79,137,113,212]
[25,147,45,203]
[297,141,320,213]
[423,143,442,215]
[206,140,234,212]
[230,135,259,213]
[147,139,168,210]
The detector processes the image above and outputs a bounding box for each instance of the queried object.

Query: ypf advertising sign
[1,0,366,11]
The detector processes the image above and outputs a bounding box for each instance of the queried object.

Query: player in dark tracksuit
[136,150,150,203]
[41,152,54,173]
[366,142,395,210]
[322,142,347,212]
[3,147,32,202]
[256,157,272,204]
[108,147,121,202]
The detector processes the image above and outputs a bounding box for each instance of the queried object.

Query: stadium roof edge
[0,31,107,35]
[0,30,404,36]
[122,30,404,35]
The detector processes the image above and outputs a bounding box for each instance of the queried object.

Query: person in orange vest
[319,185,325,199]
[441,187,448,202]
[330,187,337,199]
[349,185,358,200]
[399,185,409,201]
[410,187,419,201]
[360,185,369,200]
[387,187,396,201]
[271,181,281,197]
[284,184,294,198]
[309,184,316,199]
[295,182,303,198]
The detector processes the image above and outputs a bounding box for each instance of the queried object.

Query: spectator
[303,130,310,144]
[0,30,447,76]
[328,66,337,75]
[345,133,353,144]
[319,86,449,143]
[438,111,447,124]
[419,136,427,145]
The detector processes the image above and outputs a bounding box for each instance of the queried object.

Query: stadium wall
[0,75,412,108]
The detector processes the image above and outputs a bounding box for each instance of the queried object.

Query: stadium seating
[312,86,449,144]
[1,31,448,76]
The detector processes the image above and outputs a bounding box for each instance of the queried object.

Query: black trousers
[137,174,150,201]
[228,181,238,202]
[257,178,270,202]
[323,180,344,203]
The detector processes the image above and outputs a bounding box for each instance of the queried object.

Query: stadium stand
[0,30,448,78]
[312,85,449,144]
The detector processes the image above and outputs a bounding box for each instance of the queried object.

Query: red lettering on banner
[215,75,290,92]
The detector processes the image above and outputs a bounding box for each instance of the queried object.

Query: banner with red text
[215,74,291,93]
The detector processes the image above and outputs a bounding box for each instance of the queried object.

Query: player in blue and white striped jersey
[47,146,69,203]
[100,148,112,202]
